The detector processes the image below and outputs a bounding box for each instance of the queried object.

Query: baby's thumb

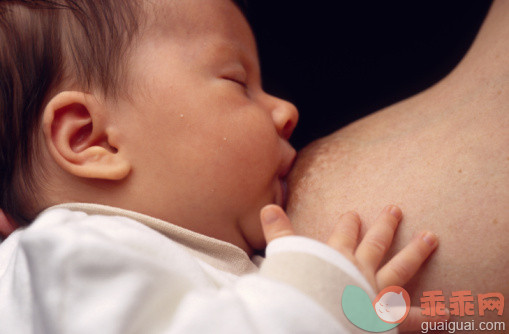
[260,204,295,244]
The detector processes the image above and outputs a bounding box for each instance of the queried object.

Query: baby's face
[114,0,298,253]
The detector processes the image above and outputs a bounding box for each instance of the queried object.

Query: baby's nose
[272,98,299,140]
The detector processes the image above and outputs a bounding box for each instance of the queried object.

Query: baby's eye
[223,76,247,89]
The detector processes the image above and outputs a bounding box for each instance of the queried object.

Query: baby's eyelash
[223,76,247,88]
[232,78,247,87]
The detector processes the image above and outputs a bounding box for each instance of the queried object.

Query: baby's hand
[260,204,448,332]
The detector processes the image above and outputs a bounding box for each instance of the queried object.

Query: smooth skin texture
[38,0,298,254]
[0,211,15,239]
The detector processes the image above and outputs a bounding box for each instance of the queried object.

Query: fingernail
[385,205,401,219]
[421,231,437,247]
[262,207,279,224]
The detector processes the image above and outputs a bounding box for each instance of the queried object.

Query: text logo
[420,290,504,317]
[342,285,410,332]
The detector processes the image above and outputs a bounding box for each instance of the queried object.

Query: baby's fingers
[376,231,438,288]
[327,211,361,253]
[355,205,402,271]
[260,205,295,244]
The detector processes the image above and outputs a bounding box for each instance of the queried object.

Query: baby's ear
[42,91,131,180]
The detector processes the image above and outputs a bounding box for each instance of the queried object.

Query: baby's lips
[278,148,297,179]
[276,146,296,208]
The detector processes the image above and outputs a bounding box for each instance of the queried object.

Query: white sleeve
[0,211,383,334]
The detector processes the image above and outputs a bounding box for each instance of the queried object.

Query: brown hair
[0,0,141,224]
[0,0,248,225]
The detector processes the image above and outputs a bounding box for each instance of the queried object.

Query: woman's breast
[286,106,509,324]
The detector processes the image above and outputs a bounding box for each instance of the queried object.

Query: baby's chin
[238,213,267,255]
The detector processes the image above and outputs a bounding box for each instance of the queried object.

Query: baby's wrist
[260,235,376,322]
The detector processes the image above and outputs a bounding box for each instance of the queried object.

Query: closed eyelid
[221,64,247,81]
[216,60,263,92]
[221,77,247,91]
[208,40,260,78]
[224,71,246,81]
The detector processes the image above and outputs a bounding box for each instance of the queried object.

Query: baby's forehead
[143,0,249,38]
[144,0,230,31]
[138,0,257,61]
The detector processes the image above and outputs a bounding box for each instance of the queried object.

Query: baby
[0,0,443,332]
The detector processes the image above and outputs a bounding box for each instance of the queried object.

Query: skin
[40,0,298,255]
[0,211,15,242]
[3,1,445,330]
[261,204,446,332]
[287,0,509,330]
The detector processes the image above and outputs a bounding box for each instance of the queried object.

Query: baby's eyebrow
[209,41,244,59]
[209,40,258,69]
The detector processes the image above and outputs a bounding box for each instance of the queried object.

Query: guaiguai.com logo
[342,285,410,332]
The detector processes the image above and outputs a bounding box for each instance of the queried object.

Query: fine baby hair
[0,0,140,224]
